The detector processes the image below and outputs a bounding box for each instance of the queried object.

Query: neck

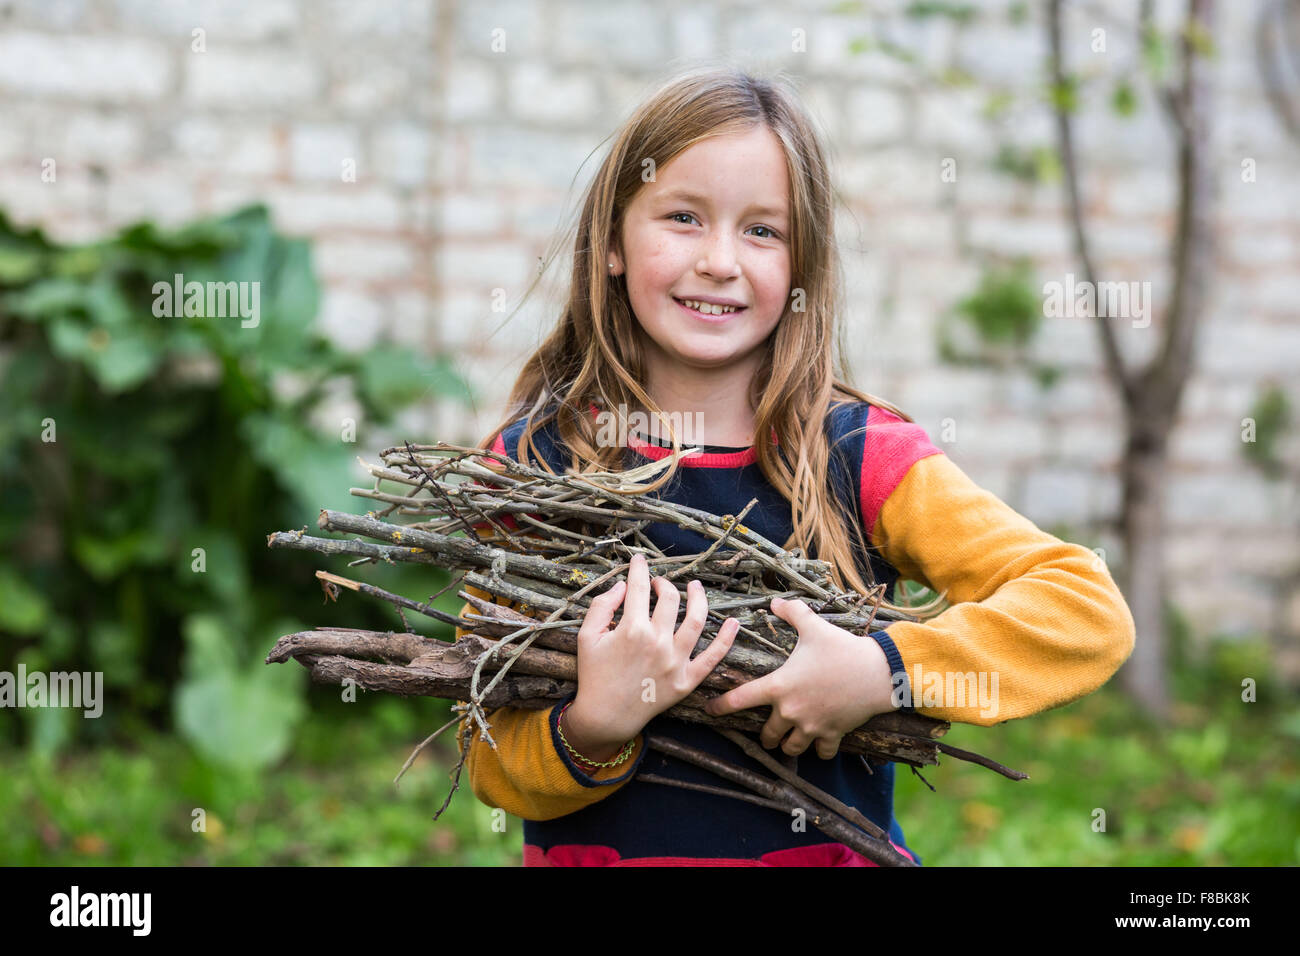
[636,345,763,448]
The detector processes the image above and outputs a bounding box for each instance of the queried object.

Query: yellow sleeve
[451,438,644,821]
[869,452,1136,726]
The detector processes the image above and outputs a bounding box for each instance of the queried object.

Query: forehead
[642,126,791,218]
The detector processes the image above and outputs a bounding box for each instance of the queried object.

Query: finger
[705,669,775,717]
[814,734,841,761]
[650,575,680,634]
[623,552,651,628]
[781,727,813,757]
[578,579,626,647]
[673,579,709,648]
[687,617,738,685]
[759,712,794,750]
[770,595,817,635]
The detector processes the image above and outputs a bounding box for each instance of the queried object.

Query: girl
[454,66,1135,867]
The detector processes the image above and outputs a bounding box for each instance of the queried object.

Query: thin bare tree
[1047,0,1218,720]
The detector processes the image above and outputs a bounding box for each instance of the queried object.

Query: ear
[606,236,623,277]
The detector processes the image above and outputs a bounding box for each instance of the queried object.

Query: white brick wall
[0,0,1296,647]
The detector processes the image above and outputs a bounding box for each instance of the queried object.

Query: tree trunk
[1118,421,1172,719]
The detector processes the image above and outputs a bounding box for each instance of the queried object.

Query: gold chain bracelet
[557,701,635,770]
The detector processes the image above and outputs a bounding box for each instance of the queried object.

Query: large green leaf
[241,412,366,518]
[0,567,51,634]
[174,614,306,772]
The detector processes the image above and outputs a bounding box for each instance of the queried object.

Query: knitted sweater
[454,400,1135,866]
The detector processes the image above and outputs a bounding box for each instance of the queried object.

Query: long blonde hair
[481,65,933,617]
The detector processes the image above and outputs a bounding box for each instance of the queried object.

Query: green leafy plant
[1241,382,1291,480]
[0,204,471,766]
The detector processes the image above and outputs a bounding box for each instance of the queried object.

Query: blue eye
[668,213,780,240]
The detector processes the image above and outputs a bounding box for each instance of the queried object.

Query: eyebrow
[654,188,789,222]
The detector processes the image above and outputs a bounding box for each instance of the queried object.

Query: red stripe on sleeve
[859,405,943,542]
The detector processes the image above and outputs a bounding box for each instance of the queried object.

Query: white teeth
[679,298,738,315]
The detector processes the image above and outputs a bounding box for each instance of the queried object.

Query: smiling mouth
[673,297,747,319]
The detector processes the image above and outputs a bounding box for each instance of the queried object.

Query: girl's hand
[703,596,897,759]
[562,553,740,755]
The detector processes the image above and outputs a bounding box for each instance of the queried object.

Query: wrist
[559,698,633,765]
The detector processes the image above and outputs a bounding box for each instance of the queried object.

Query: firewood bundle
[266,440,1026,866]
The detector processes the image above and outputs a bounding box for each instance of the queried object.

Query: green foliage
[1048,75,1079,114]
[1241,382,1291,479]
[1111,79,1138,117]
[173,614,307,773]
[1,653,1292,866]
[939,260,1063,390]
[0,694,521,865]
[992,143,1062,184]
[904,1,977,24]
[944,259,1042,350]
[895,677,1299,865]
[0,204,472,764]
[1140,24,1169,81]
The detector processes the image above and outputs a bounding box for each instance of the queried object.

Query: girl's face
[610,124,792,388]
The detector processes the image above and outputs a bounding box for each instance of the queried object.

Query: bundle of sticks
[266,440,1026,867]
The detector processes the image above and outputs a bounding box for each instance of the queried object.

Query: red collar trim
[586,402,773,469]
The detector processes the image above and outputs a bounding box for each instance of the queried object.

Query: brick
[371,122,433,186]
[464,126,593,189]
[439,192,508,236]
[388,290,436,349]
[313,0,434,40]
[669,6,718,60]
[509,191,572,236]
[456,0,546,56]
[318,286,384,352]
[723,8,809,59]
[0,32,172,101]
[186,49,320,107]
[1021,465,1096,525]
[263,185,405,232]
[434,241,534,287]
[290,123,364,181]
[6,0,98,31]
[1044,419,1125,465]
[172,118,280,177]
[1170,417,1254,466]
[506,63,598,125]
[915,88,992,155]
[550,2,664,66]
[103,170,199,228]
[447,59,501,122]
[315,237,417,281]
[1200,320,1300,374]
[113,0,300,39]
[58,111,145,165]
[331,48,418,116]
[1225,227,1300,267]
[1104,169,1177,217]
[805,23,913,83]
[1166,470,1280,526]
[967,213,1072,257]
[844,86,908,144]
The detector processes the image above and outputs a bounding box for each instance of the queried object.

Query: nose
[696,231,741,280]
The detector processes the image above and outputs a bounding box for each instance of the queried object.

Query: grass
[3,668,1296,866]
